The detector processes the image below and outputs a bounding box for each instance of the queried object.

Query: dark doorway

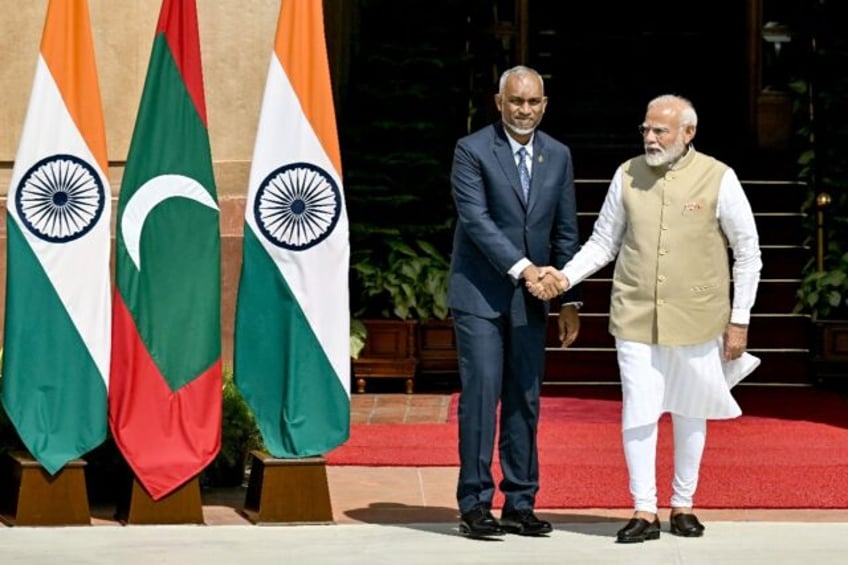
[525,1,750,177]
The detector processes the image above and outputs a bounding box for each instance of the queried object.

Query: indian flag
[110,0,221,500]
[234,0,350,458]
[1,0,110,474]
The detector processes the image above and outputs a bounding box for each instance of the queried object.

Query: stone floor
[349,392,453,424]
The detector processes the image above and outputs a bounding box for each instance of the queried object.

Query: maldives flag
[1,0,110,474]
[234,0,350,457]
[110,0,221,500]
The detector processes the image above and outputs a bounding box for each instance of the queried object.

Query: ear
[683,124,697,145]
[494,93,503,112]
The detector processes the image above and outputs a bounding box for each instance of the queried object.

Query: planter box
[352,319,418,393]
[812,319,848,383]
[417,318,458,375]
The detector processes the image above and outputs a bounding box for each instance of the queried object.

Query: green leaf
[350,318,367,359]
[351,236,450,322]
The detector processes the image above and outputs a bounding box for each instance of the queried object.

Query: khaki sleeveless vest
[609,149,730,345]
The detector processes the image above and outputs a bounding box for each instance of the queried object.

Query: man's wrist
[509,258,532,281]
[561,302,581,310]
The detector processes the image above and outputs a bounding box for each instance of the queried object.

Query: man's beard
[503,120,536,136]
[645,136,686,167]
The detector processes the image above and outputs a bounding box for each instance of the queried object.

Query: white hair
[648,94,698,127]
[498,65,544,93]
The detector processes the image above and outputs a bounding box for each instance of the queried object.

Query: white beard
[645,137,686,167]
[503,121,535,136]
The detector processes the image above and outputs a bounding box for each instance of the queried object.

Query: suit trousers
[453,299,547,514]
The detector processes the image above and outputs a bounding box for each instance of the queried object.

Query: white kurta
[616,338,760,429]
[562,155,762,427]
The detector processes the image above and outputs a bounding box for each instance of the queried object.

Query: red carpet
[326,387,848,508]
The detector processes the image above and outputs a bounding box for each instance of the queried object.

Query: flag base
[115,475,203,525]
[0,451,90,526]
[241,450,333,524]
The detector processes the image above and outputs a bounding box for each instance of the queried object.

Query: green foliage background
[793,1,848,319]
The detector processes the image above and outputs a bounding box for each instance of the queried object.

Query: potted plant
[796,249,848,322]
[0,360,31,511]
[789,11,848,383]
[796,247,848,382]
[350,238,451,393]
[0,377,24,461]
[350,318,368,361]
[0,395,26,511]
[202,368,263,488]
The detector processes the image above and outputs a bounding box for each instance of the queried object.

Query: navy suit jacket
[448,123,581,320]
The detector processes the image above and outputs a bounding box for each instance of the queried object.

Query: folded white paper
[723,352,761,388]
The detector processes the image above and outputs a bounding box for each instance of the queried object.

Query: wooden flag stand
[115,474,204,525]
[0,451,91,526]
[241,450,333,524]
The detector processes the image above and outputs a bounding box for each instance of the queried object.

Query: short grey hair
[498,65,544,93]
[648,94,698,127]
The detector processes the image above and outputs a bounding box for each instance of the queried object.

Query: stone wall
[0,0,301,364]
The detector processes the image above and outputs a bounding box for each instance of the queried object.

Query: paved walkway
[2,393,847,563]
[3,520,848,564]
[4,460,846,564]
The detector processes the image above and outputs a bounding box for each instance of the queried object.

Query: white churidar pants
[624,415,706,513]
[616,338,760,512]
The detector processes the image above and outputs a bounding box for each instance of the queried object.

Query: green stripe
[234,228,349,457]
[1,219,107,474]
[116,35,216,207]
[116,33,220,391]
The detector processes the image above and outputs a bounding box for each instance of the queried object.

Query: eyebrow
[507,96,544,104]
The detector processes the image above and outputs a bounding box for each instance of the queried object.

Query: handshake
[523,265,571,300]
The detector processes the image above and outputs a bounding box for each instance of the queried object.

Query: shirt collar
[506,133,534,158]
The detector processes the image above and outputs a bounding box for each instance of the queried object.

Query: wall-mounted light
[762,21,791,56]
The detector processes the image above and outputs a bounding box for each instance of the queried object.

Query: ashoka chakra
[254,162,342,251]
[15,154,106,243]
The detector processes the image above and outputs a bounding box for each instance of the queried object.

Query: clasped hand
[523,265,570,301]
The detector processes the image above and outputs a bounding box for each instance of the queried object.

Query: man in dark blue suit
[449,65,582,538]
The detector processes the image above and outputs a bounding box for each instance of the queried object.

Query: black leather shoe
[670,513,705,537]
[499,509,553,536]
[459,506,505,538]
[616,517,661,543]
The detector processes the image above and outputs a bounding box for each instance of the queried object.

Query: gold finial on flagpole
[816,192,832,272]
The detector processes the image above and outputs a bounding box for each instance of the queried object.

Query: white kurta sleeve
[717,168,762,325]
[561,167,626,286]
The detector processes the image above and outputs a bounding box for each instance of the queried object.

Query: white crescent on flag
[121,173,219,270]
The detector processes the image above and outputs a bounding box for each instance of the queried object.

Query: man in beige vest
[531,94,762,542]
